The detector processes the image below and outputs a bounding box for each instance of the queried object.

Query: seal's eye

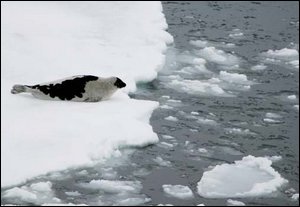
[114,78,126,88]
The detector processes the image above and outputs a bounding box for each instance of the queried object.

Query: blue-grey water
[1,1,299,206]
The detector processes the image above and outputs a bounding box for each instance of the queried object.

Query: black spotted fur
[29,75,98,100]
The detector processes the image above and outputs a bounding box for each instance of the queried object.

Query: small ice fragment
[227,199,246,206]
[165,116,178,122]
[162,184,194,199]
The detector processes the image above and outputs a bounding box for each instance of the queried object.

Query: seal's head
[114,77,126,88]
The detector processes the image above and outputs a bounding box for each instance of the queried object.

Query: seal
[11,75,126,102]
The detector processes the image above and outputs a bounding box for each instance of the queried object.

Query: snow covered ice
[1,1,172,187]
[197,155,288,198]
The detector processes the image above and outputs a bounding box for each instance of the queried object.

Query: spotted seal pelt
[11,75,126,102]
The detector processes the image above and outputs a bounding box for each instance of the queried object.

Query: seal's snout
[114,77,126,88]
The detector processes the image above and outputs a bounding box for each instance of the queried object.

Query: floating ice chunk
[291,193,299,201]
[65,191,81,197]
[3,187,38,203]
[263,118,282,123]
[165,116,178,122]
[197,117,218,125]
[251,64,267,71]
[264,156,282,162]
[289,60,299,68]
[77,170,88,176]
[190,40,208,48]
[219,71,249,84]
[198,148,208,153]
[169,78,230,97]
[159,142,174,148]
[167,99,182,103]
[191,111,199,115]
[229,32,244,38]
[265,113,282,119]
[117,197,151,206]
[162,135,175,140]
[79,179,142,194]
[225,128,256,136]
[162,95,170,99]
[133,168,151,177]
[30,181,52,193]
[197,47,239,66]
[227,199,246,206]
[153,156,172,167]
[294,105,299,110]
[287,95,297,100]
[263,48,299,61]
[162,184,194,199]
[197,204,205,206]
[3,181,60,205]
[197,155,288,198]
[157,204,174,206]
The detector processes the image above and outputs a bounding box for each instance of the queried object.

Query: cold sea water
[1,1,299,206]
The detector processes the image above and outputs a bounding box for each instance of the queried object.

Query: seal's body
[11,75,126,102]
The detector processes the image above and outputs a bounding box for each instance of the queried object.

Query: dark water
[1,1,299,206]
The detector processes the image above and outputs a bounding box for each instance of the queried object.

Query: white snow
[197,155,288,198]
[164,116,178,122]
[2,1,172,187]
[294,105,299,110]
[162,184,194,199]
[227,199,245,206]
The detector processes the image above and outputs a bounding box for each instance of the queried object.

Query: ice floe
[261,48,299,69]
[197,155,288,198]
[3,181,60,205]
[153,156,172,167]
[2,1,172,187]
[227,199,246,206]
[164,116,179,122]
[162,184,194,199]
